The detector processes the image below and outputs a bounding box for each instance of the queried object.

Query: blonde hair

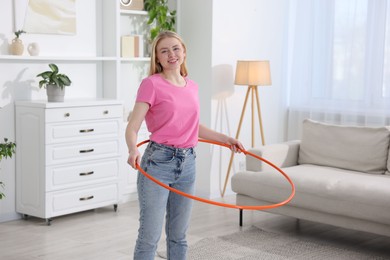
[149,31,188,77]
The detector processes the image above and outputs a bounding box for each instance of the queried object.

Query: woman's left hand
[226,137,245,153]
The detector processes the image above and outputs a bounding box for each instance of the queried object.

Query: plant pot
[10,38,24,55]
[46,84,65,102]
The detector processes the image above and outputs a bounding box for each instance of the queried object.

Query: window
[288,0,390,113]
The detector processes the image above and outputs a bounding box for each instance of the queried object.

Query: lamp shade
[234,60,272,86]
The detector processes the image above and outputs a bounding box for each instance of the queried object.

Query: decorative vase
[10,38,24,55]
[46,84,65,102]
[27,42,40,56]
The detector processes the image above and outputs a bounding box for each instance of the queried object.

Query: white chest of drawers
[15,100,123,225]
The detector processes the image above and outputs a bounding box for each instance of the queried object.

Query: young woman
[126,31,243,260]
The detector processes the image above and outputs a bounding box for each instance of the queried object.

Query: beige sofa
[232,119,390,237]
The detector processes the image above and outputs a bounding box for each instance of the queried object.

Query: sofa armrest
[246,140,301,171]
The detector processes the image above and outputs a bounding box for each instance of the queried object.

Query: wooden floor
[1,196,390,259]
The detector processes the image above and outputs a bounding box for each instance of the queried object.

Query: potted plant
[0,138,16,199]
[144,0,177,41]
[37,63,72,102]
[10,30,26,55]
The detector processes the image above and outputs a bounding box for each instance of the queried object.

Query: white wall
[177,0,214,198]
[179,0,289,198]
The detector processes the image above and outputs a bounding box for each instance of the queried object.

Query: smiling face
[149,31,188,77]
[156,37,186,73]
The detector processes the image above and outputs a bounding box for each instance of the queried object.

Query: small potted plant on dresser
[37,63,72,102]
[0,138,16,199]
[10,30,26,55]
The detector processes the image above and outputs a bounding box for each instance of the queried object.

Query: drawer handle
[79,129,94,133]
[103,110,109,115]
[79,149,94,153]
[79,171,94,176]
[79,195,94,201]
[64,113,70,117]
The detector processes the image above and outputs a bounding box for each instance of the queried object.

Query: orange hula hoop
[135,139,295,211]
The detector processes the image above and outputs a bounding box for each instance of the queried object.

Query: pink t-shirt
[136,74,200,148]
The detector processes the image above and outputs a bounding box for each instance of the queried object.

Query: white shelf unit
[114,3,151,201]
[15,100,123,225]
[0,1,151,102]
[120,10,148,16]
[0,55,117,61]
[98,0,150,111]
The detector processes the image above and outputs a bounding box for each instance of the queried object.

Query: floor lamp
[221,60,272,197]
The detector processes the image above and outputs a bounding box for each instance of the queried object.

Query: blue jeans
[134,141,196,260]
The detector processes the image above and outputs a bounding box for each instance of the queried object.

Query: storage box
[121,35,144,58]
[120,0,144,11]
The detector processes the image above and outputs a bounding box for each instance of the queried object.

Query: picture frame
[13,0,76,35]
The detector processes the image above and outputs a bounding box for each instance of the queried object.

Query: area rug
[185,226,389,260]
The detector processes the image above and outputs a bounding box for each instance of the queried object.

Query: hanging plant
[144,0,176,41]
[0,138,16,199]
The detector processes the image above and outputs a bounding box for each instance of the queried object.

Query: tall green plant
[144,0,176,41]
[0,138,16,199]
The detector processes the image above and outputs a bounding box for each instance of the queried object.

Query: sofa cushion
[298,119,390,174]
[246,140,300,172]
[232,164,390,225]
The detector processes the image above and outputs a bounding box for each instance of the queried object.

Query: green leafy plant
[37,63,72,90]
[0,138,16,199]
[14,30,26,39]
[144,0,176,41]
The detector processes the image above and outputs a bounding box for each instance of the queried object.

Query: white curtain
[286,0,390,140]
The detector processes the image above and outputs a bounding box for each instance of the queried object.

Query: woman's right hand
[128,148,141,169]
